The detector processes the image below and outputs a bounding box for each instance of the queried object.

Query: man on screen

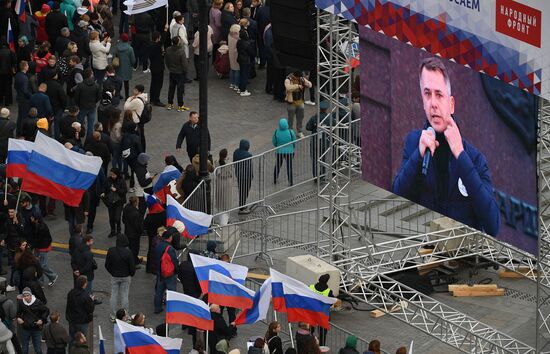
[392,57,500,236]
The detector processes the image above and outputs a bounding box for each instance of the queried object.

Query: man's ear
[450,95,455,115]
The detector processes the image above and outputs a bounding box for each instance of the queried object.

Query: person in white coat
[89,31,112,84]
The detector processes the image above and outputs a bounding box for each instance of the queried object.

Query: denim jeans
[21,328,42,354]
[154,275,177,313]
[110,276,131,315]
[238,63,251,92]
[77,107,97,138]
[85,279,93,296]
[230,70,240,87]
[36,251,57,283]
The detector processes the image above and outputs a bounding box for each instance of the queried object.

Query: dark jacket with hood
[232,139,253,181]
[154,239,178,278]
[70,242,97,281]
[105,234,136,278]
[164,44,188,74]
[45,78,68,111]
[121,121,142,165]
[16,296,49,331]
[65,287,94,324]
[74,78,101,110]
[122,201,143,239]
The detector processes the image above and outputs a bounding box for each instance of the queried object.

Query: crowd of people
[0,0,369,351]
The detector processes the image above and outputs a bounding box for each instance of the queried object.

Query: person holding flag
[308,274,335,346]
[153,227,179,314]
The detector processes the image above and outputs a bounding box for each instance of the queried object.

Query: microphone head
[427,127,435,136]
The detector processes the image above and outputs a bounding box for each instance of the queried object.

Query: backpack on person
[136,97,152,124]
[160,246,175,278]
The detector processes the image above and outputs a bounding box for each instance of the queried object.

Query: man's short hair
[83,69,94,79]
[189,111,198,117]
[76,275,88,288]
[19,60,28,70]
[242,7,251,17]
[68,105,79,114]
[152,31,161,41]
[174,14,183,22]
[69,55,80,64]
[60,27,69,36]
[419,57,451,95]
[83,235,93,243]
[135,84,145,93]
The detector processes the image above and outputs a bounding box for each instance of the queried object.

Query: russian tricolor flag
[166,290,213,331]
[166,194,212,238]
[7,18,14,52]
[208,270,255,309]
[20,132,102,207]
[14,0,26,22]
[6,139,33,178]
[98,325,106,354]
[190,253,248,293]
[153,165,181,202]
[144,192,165,214]
[116,319,182,354]
[270,269,337,330]
[234,277,272,326]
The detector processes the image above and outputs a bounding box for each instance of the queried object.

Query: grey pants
[110,276,131,315]
[287,103,305,133]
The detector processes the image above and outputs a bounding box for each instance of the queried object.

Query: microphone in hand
[421,127,436,176]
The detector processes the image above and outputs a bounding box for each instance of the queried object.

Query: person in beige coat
[285,70,312,137]
[192,25,213,80]
[89,31,111,84]
[227,24,241,91]
[124,84,148,150]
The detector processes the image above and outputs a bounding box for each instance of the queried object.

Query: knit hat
[137,153,150,165]
[41,4,50,13]
[0,108,9,118]
[319,273,330,284]
[319,100,329,110]
[345,335,357,349]
[162,226,178,239]
[78,20,88,28]
[120,33,129,42]
[36,118,49,130]
[22,287,32,296]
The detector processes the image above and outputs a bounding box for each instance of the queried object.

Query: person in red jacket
[34,4,51,44]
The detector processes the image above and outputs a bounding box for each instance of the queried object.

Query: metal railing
[184,133,330,215]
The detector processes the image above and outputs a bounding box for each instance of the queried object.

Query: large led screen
[360,27,538,254]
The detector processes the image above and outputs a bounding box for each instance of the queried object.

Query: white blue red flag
[6,139,33,178]
[270,269,337,329]
[190,253,248,293]
[14,0,26,22]
[98,325,106,354]
[166,194,212,238]
[234,277,272,325]
[7,18,14,51]
[20,132,102,207]
[166,290,213,331]
[208,270,255,309]
[144,192,165,214]
[116,319,182,354]
[153,165,181,203]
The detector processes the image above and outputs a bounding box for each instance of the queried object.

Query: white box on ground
[286,255,340,296]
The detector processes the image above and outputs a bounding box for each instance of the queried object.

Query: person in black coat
[122,196,143,264]
[0,108,15,162]
[236,29,255,95]
[0,42,15,106]
[220,3,237,42]
[84,131,111,173]
[105,233,135,317]
[58,105,79,141]
[176,111,211,162]
[143,211,165,274]
[132,12,153,71]
[104,167,127,237]
[16,287,49,354]
[177,250,201,298]
[45,73,68,139]
[209,304,234,354]
[232,139,253,213]
[45,3,68,49]
[14,61,32,135]
[103,65,123,106]
[148,31,165,106]
[27,212,58,287]
[70,235,97,295]
[65,275,94,341]
[29,83,53,118]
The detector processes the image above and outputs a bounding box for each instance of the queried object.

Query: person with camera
[89,31,112,84]
[284,70,312,138]
[16,287,50,354]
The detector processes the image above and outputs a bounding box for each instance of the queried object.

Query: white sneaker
[233,86,239,91]
[305,100,316,106]
[229,84,235,89]
[142,69,151,73]
[236,89,241,94]
[240,91,251,97]
[107,54,113,59]
[6,285,15,292]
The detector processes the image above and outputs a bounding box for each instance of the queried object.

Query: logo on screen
[495,0,541,48]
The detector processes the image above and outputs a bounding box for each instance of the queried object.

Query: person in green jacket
[60,0,76,31]
[115,34,136,99]
[272,117,296,186]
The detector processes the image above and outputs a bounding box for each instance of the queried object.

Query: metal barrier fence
[183,133,323,215]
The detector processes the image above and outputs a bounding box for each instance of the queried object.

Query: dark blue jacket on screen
[392,126,500,236]
[154,239,178,278]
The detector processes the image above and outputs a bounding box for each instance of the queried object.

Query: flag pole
[166,322,168,338]
[288,322,294,348]
[4,178,8,204]
[14,187,22,213]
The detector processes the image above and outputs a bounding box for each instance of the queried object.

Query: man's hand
[418,129,438,158]
[74,270,80,276]
[444,116,464,159]
[16,318,23,325]
[36,319,43,326]
[176,148,181,152]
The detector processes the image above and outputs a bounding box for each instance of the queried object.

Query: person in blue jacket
[272,118,296,186]
[392,57,500,236]
[153,227,179,314]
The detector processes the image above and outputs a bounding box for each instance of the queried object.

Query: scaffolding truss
[537,98,550,353]
[316,8,545,354]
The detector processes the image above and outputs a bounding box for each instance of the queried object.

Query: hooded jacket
[105,234,136,278]
[60,0,76,30]
[89,39,111,70]
[122,202,143,239]
[272,118,296,154]
[71,242,97,281]
[165,44,188,74]
[16,295,49,331]
[74,78,101,110]
[115,42,136,81]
